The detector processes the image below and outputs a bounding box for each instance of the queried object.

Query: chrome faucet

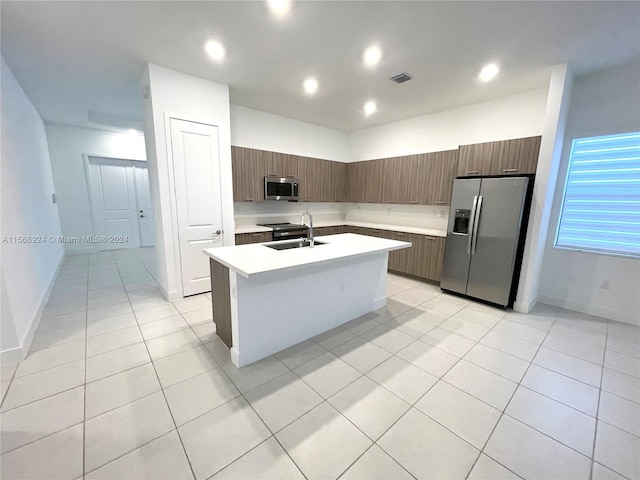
[300,208,314,247]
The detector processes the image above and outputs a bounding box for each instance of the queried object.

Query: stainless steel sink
[265,240,326,250]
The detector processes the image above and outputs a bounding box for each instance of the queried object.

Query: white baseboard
[157,282,181,302]
[1,253,65,365]
[513,297,538,314]
[537,294,639,326]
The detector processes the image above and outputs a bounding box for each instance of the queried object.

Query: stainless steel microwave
[264,176,299,201]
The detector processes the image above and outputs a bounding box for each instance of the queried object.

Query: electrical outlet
[600,280,611,290]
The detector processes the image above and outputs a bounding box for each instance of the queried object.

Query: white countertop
[235,221,446,237]
[204,233,411,278]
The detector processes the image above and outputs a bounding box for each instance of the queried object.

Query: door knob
[139,210,143,213]
[140,214,145,218]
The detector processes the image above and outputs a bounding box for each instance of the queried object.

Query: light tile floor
[1,248,639,479]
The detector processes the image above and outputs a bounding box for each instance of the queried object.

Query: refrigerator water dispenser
[453,209,471,234]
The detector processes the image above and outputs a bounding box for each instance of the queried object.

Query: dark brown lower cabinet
[345,226,445,282]
[235,232,271,245]
[238,225,445,282]
[314,225,347,236]
[209,259,232,348]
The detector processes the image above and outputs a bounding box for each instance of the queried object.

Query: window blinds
[555,132,640,257]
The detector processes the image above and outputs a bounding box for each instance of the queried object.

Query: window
[555,131,640,257]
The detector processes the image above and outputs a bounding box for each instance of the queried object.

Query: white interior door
[88,157,141,250]
[133,165,155,247]
[169,118,224,296]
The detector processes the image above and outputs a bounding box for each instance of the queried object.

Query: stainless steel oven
[257,222,308,241]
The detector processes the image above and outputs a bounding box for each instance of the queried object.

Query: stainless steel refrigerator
[441,176,533,308]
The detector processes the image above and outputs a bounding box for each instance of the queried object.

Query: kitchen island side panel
[209,258,233,347]
[230,253,388,367]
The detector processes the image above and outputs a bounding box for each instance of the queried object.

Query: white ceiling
[1,1,639,133]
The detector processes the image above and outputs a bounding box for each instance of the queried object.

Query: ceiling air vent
[390,72,414,84]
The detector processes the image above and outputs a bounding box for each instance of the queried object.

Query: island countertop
[203,233,411,279]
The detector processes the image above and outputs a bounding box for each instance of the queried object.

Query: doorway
[86,156,155,250]
[168,118,224,296]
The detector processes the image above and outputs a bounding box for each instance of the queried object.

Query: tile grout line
[112,254,198,480]
[6,256,638,479]
[82,254,90,480]
[459,309,562,480]
[173,299,310,480]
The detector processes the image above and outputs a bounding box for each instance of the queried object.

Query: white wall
[142,64,234,300]
[1,56,64,362]
[232,89,549,227]
[349,89,548,161]
[230,104,349,161]
[538,63,640,325]
[514,64,573,314]
[46,123,146,253]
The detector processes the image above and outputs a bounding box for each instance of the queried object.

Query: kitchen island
[203,233,411,367]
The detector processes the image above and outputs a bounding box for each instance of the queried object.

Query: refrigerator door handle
[471,195,483,255]
[467,195,479,255]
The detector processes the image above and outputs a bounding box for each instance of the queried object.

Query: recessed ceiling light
[267,0,291,17]
[478,63,499,82]
[364,101,377,116]
[363,45,382,68]
[204,40,225,61]
[302,77,318,95]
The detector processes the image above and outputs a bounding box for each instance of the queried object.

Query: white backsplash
[346,203,449,230]
[234,202,347,228]
[234,201,449,230]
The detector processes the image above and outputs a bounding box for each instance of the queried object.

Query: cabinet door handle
[409,200,418,204]
[396,233,405,237]
[466,170,479,174]
[386,201,395,204]
[321,199,328,202]
[435,201,446,204]
[503,168,518,172]
[244,198,254,202]
[426,237,436,241]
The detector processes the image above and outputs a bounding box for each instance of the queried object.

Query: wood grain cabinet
[457,136,541,177]
[489,136,541,176]
[231,146,269,202]
[382,156,412,204]
[347,160,384,203]
[269,152,299,178]
[234,232,271,245]
[377,151,458,206]
[429,150,458,206]
[299,157,332,202]
[344,226,445,282]
[331,161,347,202]
[314,225,345,236]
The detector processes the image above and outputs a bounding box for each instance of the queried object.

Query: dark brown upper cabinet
[490,136,542,175]
[457,136,541,177]
[269,152,299,178]
[331,161,347,202]
[299,157,332,202]
[231,146,269,202]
